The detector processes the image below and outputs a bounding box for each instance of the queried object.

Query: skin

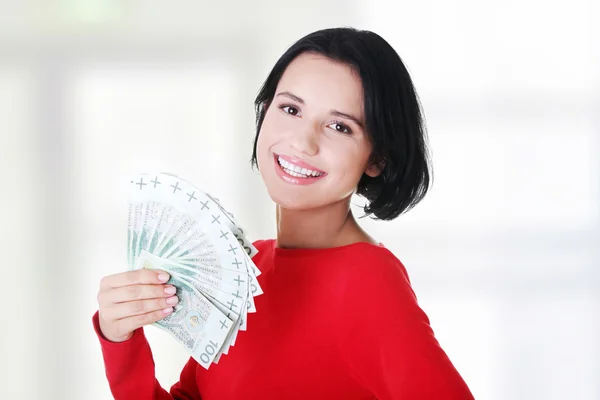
[257,52,382,249]
[97,52,382,343]
[98,270,178,342]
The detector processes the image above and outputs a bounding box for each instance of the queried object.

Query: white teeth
[277,156,323,177]
[286,169,305,177]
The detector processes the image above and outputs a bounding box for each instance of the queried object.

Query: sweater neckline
[270,238,385,257]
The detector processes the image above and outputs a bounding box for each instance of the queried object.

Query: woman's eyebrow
[276,91,305,104]
[330,110,364,129]
[276,91,364,129]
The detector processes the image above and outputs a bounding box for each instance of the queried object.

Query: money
[127,172,262,369]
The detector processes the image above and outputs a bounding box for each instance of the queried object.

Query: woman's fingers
[104,295,180,320]
[103,283,176,305]
[96,269,177,342]
[100,269,170,290]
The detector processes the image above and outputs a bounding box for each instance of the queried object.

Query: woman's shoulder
[324,243,424,336]
[347,242,409,277]
[341,242,416,299]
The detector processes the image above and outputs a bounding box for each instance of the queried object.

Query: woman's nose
[290,123,319,156]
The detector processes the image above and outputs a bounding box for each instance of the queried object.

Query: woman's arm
[93,311,202,400]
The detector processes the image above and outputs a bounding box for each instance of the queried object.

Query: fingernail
[164,285,176,295]
[166,296,179,305]
[158,273,170,282]
[163,307,174,314]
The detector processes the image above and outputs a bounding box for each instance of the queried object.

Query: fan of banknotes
[127,172,263,369]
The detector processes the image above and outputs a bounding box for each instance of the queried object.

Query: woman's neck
[275,198,376,249]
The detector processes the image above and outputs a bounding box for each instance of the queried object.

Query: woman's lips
[276,153,325,174]
[273,154,326,185]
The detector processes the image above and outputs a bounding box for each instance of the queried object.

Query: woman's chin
[267,190,321,211]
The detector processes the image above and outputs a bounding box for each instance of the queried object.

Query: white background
[0,1,598,399]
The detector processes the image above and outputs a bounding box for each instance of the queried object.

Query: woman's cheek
[261,113,284,138]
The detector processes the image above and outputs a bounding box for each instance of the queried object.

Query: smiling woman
[93,27,475,399]
[252,30,431,224]
[256,53,381,211]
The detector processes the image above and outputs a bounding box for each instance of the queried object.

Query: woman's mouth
[273,154,326,184]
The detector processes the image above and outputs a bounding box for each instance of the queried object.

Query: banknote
[139,251,246,317]
[127,172,262,368]
[135,251,233,369]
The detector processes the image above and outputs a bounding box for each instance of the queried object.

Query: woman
[94,27,475,399]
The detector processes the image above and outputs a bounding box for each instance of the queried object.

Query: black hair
[251,27,432,221]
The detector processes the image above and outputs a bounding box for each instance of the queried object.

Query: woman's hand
[97,269,178,342]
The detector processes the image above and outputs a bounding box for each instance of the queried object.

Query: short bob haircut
[251,27,432,221]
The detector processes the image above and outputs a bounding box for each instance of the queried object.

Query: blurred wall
[0,1,598,399]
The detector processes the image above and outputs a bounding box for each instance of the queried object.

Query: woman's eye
[281,105,299,116]
[329,122,351,134]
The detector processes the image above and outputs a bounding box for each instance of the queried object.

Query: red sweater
[93,239,474,399]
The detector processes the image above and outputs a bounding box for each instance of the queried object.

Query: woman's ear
[365,157,385,177]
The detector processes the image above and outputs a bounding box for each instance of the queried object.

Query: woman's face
[256,52,380,211]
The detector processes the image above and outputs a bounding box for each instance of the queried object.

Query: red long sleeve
[92,311,201,399]
[93,239,474,399]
